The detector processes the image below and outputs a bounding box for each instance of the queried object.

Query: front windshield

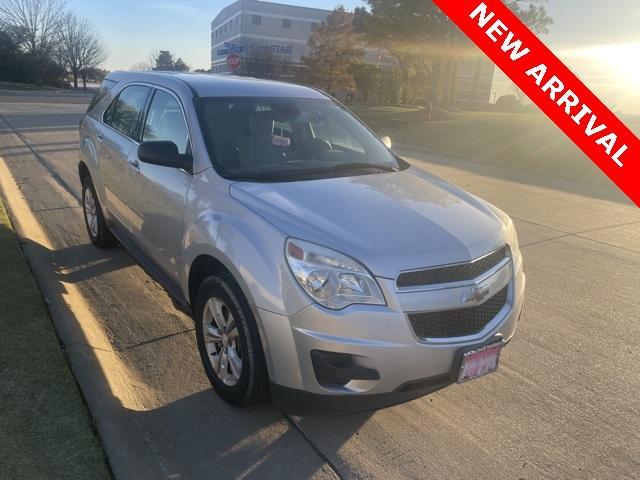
[197,96,406,181]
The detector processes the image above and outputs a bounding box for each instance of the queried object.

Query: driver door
[127,88,193,281]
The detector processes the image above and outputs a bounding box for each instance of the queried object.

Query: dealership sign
[226,53,241,71]
[434,0,640,207]
[268,44,293,55]
[250,43,294,56]
[217,42,244,56]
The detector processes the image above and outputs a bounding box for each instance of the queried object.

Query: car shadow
[17,234,370,479]
[117,389,372,479]
[48,241,135,284]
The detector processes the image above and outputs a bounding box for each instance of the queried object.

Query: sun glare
[573,43,640,86]
[561,42,640,114]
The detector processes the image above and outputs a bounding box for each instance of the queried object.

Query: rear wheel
[195,273,268,406]
[81,175,118,248]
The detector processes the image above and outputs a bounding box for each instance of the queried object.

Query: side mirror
[137,141,192,172]
[380,136,392,149]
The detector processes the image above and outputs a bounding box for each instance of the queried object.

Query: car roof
[105,71,328,100]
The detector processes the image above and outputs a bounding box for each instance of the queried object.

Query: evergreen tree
[152,50,190,72]
[297,6,363,94]
[354,0,552,106]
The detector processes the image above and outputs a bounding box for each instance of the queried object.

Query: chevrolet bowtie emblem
[461,285,491,304]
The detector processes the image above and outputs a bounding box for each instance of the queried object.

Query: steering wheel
[296,138,332,160]
[309,138,332,151]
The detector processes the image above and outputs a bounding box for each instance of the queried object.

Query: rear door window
[103,85,151,140]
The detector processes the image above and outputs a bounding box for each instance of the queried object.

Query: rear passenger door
[129,88,194,281]
[99,84,152,234]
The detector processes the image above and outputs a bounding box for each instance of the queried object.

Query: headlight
[489,203,520,255]
[285,238,385,310]
[505,216,520,254]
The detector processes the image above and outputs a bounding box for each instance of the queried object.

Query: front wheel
[195,273,269,406]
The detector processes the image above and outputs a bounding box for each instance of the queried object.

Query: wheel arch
[187,252,277,382]
[78,160,91,181]
[188,254,230,309]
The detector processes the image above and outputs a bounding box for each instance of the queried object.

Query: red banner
[433,0,640,207]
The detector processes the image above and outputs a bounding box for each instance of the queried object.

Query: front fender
[180,172,312,318]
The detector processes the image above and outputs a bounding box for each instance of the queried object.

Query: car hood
[229,167,509,279]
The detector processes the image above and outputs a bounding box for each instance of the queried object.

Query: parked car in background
[78,72,525,414]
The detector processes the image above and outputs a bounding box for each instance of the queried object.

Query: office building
[211,0,329,76]
[211,0,495,105]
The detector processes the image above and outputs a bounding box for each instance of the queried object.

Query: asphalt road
[1,90,639,480]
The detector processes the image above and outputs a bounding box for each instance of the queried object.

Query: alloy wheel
[84,186,99,238]
[202,297,243,386]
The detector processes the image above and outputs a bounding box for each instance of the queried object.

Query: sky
[66,0,640,114]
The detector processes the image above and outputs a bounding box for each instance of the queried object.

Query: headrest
[248,110,274,136]
[156,110,182,135]
[161,109,182,124]
[205,103,231,123]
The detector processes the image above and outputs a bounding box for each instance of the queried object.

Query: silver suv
[79,72,525,414]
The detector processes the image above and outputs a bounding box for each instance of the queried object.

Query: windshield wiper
[227,173,296,182]
[294,162,398,177]
[227,163,398,182]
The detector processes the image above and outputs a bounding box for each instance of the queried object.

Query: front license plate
[457,342,503,383]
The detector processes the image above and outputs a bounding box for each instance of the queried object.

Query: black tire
[195,273,269,406]
[81,175,118,248]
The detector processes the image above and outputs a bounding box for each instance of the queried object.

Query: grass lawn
[352,105,640,186]
[0,199,111,479]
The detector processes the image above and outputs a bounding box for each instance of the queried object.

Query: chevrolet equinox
[78,72,525,414]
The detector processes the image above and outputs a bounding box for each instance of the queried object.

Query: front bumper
[270,333,514,416]
[259,254,525,415]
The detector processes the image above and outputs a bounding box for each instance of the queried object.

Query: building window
[282,18,291,29]
[224,22,227,32]
[236,16,239,25]
[252,14,261,25]
[311,22,319,31]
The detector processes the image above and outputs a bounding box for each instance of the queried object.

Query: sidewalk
[0,198,111,480]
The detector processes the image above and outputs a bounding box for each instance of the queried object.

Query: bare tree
[148,49,159,69]
[129,61,152,72]
[57,13,106,89]
[125,50,163,72]
[78,23,106,89]
[0,0,66,82]
[57,12,81,87]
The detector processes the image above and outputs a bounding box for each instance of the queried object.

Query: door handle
[96,132,104,142]
[129,159,140,173]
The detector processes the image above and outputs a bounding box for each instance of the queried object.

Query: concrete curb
[0,155,159,477]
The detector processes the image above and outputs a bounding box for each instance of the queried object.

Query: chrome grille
[407,286,508,339]
[396,246,509,288]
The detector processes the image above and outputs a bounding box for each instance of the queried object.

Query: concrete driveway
[0,89,638,479]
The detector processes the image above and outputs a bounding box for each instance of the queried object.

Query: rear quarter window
[87,79,117,113]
